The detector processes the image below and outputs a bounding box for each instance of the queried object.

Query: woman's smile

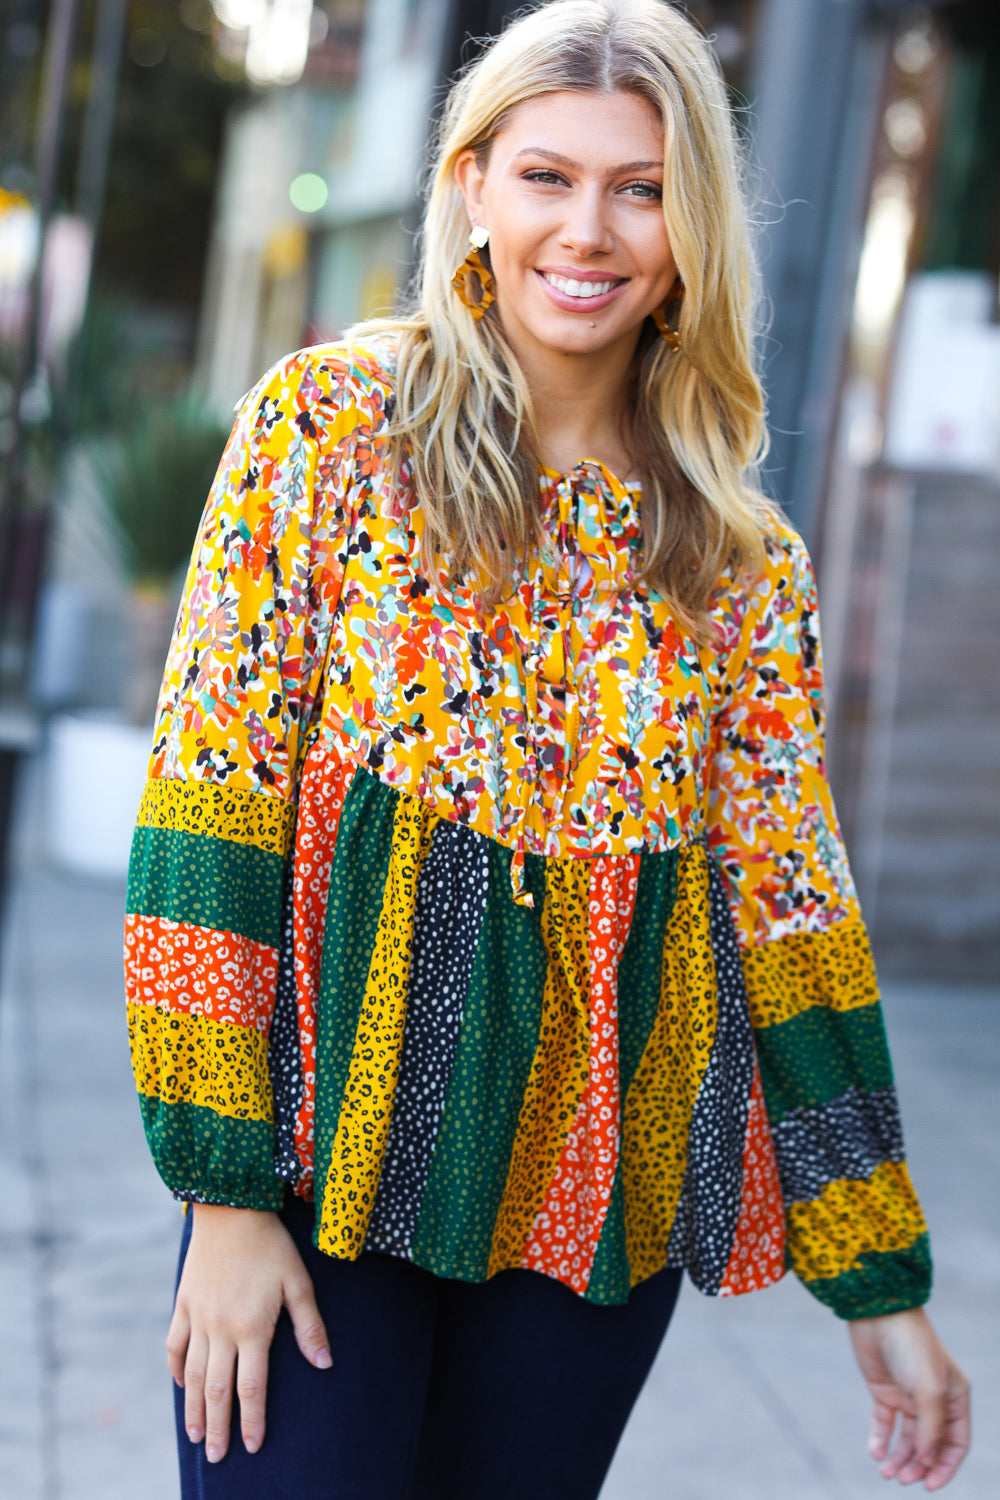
[535,268,628,310]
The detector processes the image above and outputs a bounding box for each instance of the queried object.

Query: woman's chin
[517,306,639,358]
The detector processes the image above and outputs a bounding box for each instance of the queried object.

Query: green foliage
[0,296,187,511]
[93,394,228,584]
[60,297,148,437]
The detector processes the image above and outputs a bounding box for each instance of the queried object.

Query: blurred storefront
[196,0,449,410]
[706,0,1000,981]
[812,2,1000,981]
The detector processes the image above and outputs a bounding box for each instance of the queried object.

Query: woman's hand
[166,1205,332,1463]
[848,1307,970,1490]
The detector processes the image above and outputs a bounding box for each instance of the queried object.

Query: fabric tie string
[508,462,641,906]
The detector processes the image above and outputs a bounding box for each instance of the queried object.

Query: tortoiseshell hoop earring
[451,225,496,321]
[651,299,682,351]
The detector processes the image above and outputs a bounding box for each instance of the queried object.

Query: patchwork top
[125,339,931,1317]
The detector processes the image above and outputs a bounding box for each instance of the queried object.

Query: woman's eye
[523,169,567,186]
[622,181,662,200]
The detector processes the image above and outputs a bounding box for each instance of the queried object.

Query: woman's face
[455,89,678,363]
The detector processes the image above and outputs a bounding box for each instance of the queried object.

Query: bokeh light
[289,172,329,213]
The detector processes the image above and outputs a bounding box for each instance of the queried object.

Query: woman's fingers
[284,1268,333,1369]
[849,1309,971,1487]
[177,1322,273,1459]
[202,1338,237,1463]
[921,1385,972,1491]
[868,1395,897,1462]
[182,1331,210,1445]
[166,1304,190,1389]
[924,1423,973,1491]
[881,1410,918,1480]
[914,1382,948,1470]
[236,1339,270,1455]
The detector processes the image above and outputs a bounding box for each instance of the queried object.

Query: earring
[451,225,495,321]
[651,300,682,351]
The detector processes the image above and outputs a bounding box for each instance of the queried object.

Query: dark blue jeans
[174,1195,682,1499]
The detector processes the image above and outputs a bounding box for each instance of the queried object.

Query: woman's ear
[454,149,488,226]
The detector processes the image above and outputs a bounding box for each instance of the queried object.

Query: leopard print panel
[787,1160,928,1283]
[742,920,879,1031]
[136,776,294,856]
[488,857,592,1276]
[623,843,717,1283]
[128,1004,274,1122]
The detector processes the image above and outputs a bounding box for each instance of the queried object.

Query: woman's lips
[535,268,628,313]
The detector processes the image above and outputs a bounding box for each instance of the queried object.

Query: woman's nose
[558,186,614,256]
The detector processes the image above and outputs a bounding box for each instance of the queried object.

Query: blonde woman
[126,1,970,1494]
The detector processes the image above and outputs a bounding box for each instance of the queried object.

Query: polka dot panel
[138,1096,283,1211]
[663,855,757,1294]
[771,1085,906,1205]
[407,842,549,1279]
[365,819,490,1258]
[317,794,435,1257]
[753,1002,894,1124]
[312,769,400,1197]
[127,825,285,951]
[270,868,303,1183]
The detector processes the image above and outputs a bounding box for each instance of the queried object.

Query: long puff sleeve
[707,523,932,1320]
[125,348,361,1209]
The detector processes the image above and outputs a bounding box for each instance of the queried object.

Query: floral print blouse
[125,339,930,1316]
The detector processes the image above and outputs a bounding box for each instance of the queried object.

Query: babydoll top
[125,339,931,1315]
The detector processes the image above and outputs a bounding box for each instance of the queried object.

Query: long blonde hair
[348,0,773,635]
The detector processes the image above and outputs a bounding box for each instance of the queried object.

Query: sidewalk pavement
[1,780,997,1499]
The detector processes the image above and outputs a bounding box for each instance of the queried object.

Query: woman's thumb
[284,1271,333,1369]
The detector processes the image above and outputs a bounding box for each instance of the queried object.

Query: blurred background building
[0,0,998,978]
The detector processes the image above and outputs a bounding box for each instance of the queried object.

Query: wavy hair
[347,0,773,635]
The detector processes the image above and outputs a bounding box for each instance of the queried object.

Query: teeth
[543,273,618,299]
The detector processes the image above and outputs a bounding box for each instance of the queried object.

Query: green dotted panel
[138,1095,283,1210]
[754,1002,894,1124]
[127,825,285,949]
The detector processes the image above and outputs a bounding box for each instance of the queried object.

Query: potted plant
[47,393,228,877]
[95,393,229,725]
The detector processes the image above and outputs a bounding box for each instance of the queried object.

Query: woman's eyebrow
[513,147,663,171]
